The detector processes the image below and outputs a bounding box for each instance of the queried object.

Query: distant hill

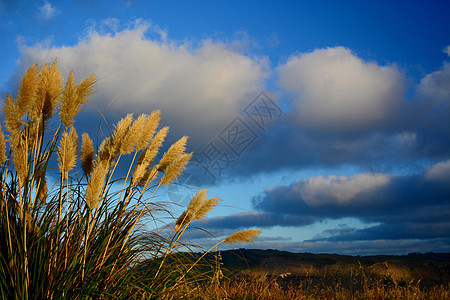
[202,249,450,289]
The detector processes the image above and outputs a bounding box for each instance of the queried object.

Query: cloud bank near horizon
[193,160,450,254]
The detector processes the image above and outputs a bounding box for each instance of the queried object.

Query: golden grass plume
[136,110,161,151]
[132,126,169,185]
[194,197,221,221]
[112,113,133,155]
[60,71,96,128]
[158,136,188,171]
[224,229,262,245]
[81,132,94,177]
[57,127,78,177]
[160,152,192,185]
[85,161,108,210]
[33,60,63,123]
[120,114,144,154]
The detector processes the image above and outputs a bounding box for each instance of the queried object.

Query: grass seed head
[121,114,144,154]
[17,64,39,116]
[137,164,159,187]
[194,197,221,220]
[60,71,96,128]
[12,136,28,185]
[3,93,24,138]
[112,113,133,155]
[158,136,188,171]
[174,210,192,231]
[138,126,169,164]
[98,137,113,163]
[57,127,78,177]
[81,132,94,176]
[136,110,161,151]
[38,178,48,204]
[187,189,208,215]
[160,152,192,186]
[224,229,262,245]
[134,126,169,179]
[85,161,108,210]
[34,60,63,124]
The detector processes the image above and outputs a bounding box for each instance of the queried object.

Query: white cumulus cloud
[417,62,450,104]
[425,159,450,183]
[17,21,269,145]
[277,47,405,132]
[296,173,391,206]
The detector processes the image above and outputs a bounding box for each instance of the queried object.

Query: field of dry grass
[186,276,450,300]
[168,249,450,299]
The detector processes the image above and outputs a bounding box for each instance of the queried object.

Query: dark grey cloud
[309,222,450,242]
[196,212,316,230]
[244,238,450,256]
[199,161,450,244]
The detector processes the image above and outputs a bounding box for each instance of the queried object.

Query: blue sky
[1,0,449,255]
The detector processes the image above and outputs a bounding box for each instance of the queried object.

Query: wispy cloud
[37,1,59,20]
[444,45,450,57]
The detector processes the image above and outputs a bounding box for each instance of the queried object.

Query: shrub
[0,61,261,299]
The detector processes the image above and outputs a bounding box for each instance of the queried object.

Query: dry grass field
[187,277,449,300]
[170,250,450,299]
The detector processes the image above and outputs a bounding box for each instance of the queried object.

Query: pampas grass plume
[3,94,23,139]
[137,126,169,165]
[136,165,159,187]
[174,189,218,230]
[174,210,191,231]
[194,197,221,220]
[60,71,96,128]
[81,132,94,176]
[12,138,28,185]
[34,60,63,123]
[158,136,188,171]
[98,137,113,163]
[224,229,262,245]
[57,127,78,177]
[187,189,208,214]
[85,161,108,210]
[132,127,169,184]
[160,152,192,186]
[121,114,144,154]
[136,110,160,151]
[17,64,39,115]
[112,114,133,155]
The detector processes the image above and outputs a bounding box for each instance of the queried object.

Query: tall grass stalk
[0,62,260,299]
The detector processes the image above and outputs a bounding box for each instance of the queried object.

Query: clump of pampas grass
[0,61,261,299]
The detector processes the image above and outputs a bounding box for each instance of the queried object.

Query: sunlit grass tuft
[0,62,261,299]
